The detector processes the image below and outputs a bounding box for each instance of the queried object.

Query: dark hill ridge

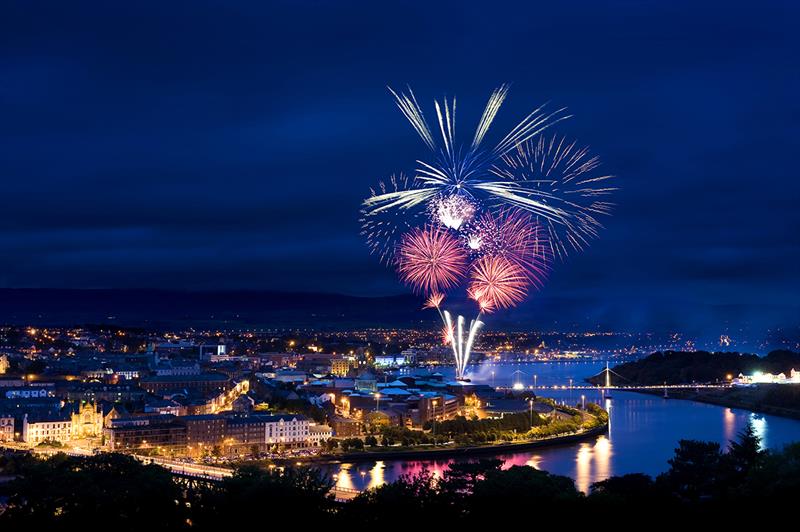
[590,350,800,386]
[0,288,427,329]
[0,288,546,330]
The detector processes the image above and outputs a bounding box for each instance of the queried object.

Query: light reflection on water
[324,362,800,493]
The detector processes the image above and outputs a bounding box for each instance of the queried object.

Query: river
[326,361,800,493]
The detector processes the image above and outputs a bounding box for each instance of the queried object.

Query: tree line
[1,423,797,528]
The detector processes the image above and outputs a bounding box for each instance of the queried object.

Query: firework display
[396,225,467,295]
[361,86,615,379]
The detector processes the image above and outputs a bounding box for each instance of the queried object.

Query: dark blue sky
[1,1,798,332]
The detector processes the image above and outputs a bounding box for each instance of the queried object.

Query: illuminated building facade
[22,413,72,445]
[70,401,103,439]
[0,415,14,441]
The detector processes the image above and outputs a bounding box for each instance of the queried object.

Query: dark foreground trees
[1,422,799,528]
[0,452,188,529]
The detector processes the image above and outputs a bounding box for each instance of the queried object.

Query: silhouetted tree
[589,473,661,504]
[657,440,728,501]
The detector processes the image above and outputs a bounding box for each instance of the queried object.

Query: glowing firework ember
[397,225,467,294]
[432,194,476,230]
[360,86,616,379]
[469,255,529,310]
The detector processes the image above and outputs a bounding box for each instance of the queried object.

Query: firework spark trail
[443,309,484,378]
[396,225,467,294]
[491,135,616,259]
[360,174,426,265]
[363,86,571,221]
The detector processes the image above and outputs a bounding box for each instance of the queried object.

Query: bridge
[498,363,731,394]
[137,455,361,501]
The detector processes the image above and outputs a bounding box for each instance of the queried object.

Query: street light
[528,398,534,427]
[375,393,381,412]
[431,399,438,445]
[581,395,586,410]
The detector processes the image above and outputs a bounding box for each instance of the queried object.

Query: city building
[199,344,227,361]
[60,382,147,403]
[140,373,230,396]
[70,401,104,439]
[734,369,800,385]
[374,354,409,367]
[264,414,310,449]
[144,398,186,416]
[4,386,55,400]
[184,414,227,449]
[418,394,461,425]
[0,415,14,441]
[330,357,355,377]
[330,415,361,437]
[22,413,73,445]
[225,415,269,452]
[308,422,334,446]
[154,361,201,377]
[104,415,187,451]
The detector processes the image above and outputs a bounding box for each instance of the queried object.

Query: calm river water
[326,361,800,493]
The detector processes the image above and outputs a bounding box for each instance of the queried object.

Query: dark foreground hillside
[1,424,798,528]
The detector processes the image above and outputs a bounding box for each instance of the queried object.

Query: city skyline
[2,1,798,334]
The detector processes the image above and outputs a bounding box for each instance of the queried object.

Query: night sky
[1,1,798,332]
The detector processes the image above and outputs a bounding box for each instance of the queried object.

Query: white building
[264,414,309,448]
[307,423,333,447]
[22,414,72,445]
[735,368,800,385]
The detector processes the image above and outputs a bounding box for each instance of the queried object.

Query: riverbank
[629,384,800,420]
[286,423,608,464]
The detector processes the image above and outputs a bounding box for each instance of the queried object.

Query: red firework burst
[396,225,467,294]
[468,208,550,287]
[469,255,528,311]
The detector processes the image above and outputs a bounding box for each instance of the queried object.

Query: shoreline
[625,388,800,420]
[285,423,608,464]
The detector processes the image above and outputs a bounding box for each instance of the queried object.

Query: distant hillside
[0,288,431,329]
[590,350,800,386]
